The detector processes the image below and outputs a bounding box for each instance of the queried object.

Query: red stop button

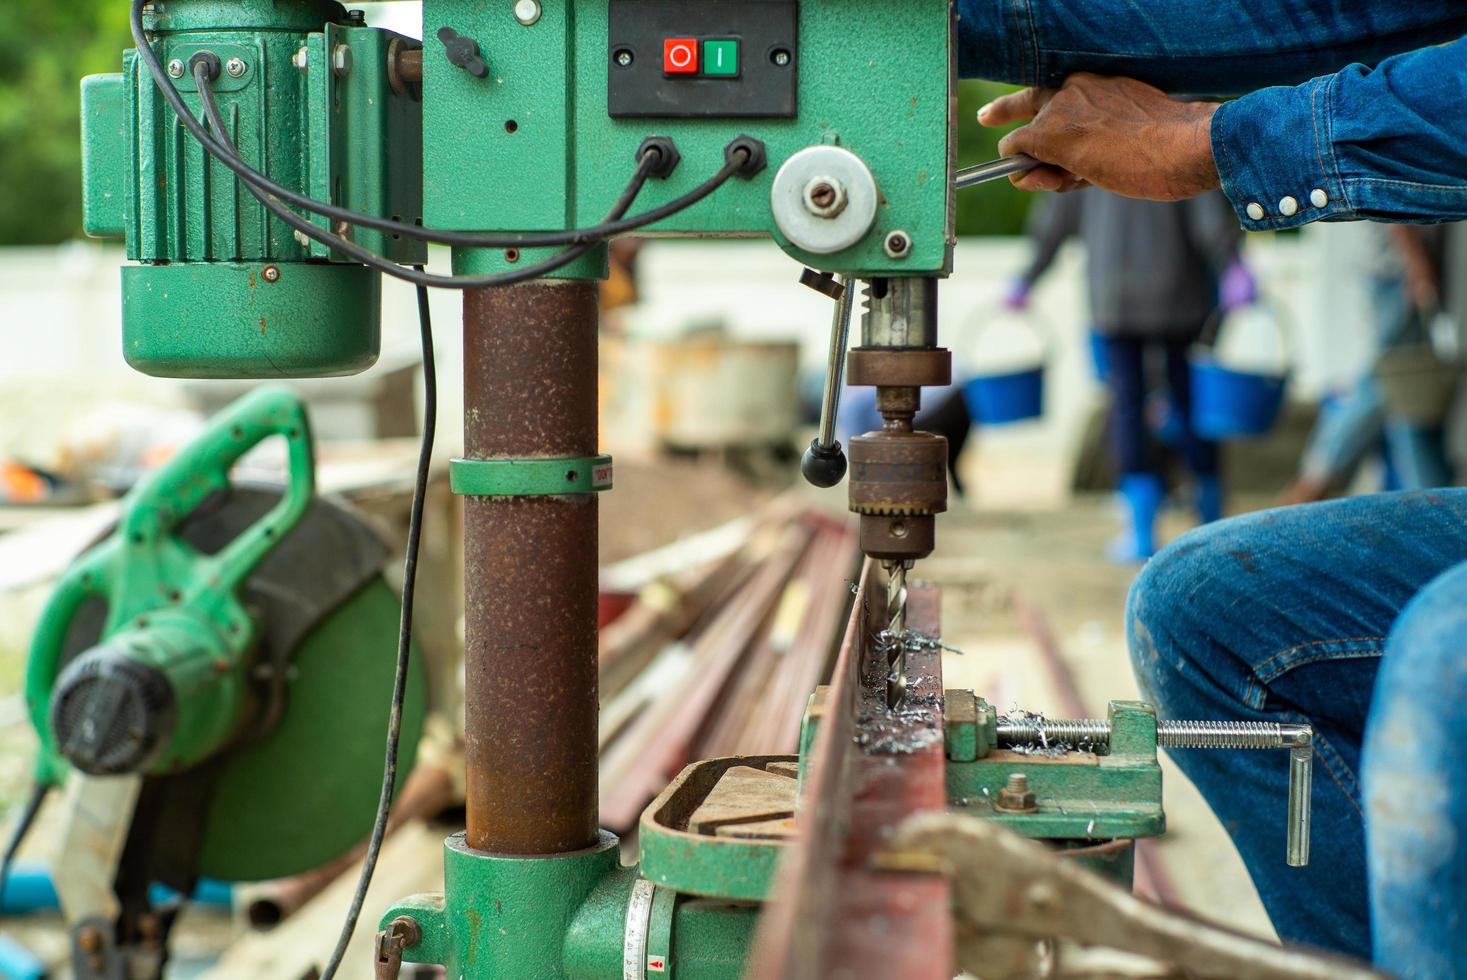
[663,38,699,74]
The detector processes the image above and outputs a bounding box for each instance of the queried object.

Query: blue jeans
[1105,335,1218,479]
[1127,490,1467,974]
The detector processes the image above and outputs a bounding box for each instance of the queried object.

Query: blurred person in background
[1282,225,1460,504]
[1007,188,1254,561]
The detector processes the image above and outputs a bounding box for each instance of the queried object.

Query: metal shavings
[1087,819,1096,836]
[852,627,946,755]
[999,710,1105,757]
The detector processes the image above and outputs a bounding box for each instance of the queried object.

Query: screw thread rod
[994,717,1312,867]
[996,719,1311,751]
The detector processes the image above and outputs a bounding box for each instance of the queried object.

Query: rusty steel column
[463,280,600,855]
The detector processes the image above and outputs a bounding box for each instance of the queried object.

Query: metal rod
[814,276,853,453]
[463,280,601,855]
[954,154,1041,189]
[996,719,1313,867]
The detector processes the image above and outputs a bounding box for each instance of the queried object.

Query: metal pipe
[997,719,1313,867]
[954,154,1041,189]
[463,280,601,855]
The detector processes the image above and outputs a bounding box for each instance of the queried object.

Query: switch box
[421,0,954,277]
[608,0,796,118]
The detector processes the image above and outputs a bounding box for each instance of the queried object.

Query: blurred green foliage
[956,79,1033,237]
[0,3,132,245]
[0,27,1027,244]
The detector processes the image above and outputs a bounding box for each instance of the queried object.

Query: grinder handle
[118,385,315,595]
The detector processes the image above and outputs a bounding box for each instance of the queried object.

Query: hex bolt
[884,230,912,259]
[333,44,353,77]
[225,57,247,78]
[167,59,185,79]
[996,718,1313,867]
[514,0,543,26]
[802,176,848,219]
[262,265,281,283]
[293,46,309,72]
[995,772,1038,813]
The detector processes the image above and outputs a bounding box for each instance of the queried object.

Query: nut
[995,772,1038,813]
[884,230,912,260]
[332,43,353,77]
[802,177,848,219]
[76,925,103,954]
[292,46,309,72]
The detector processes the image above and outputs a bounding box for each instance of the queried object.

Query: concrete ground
[935,440,1278,944]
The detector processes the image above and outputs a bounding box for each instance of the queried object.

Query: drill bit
[884,560,909,708]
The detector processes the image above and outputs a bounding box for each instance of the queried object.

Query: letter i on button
[664,38,698,74]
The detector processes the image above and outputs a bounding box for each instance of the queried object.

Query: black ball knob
[801,440,848,488]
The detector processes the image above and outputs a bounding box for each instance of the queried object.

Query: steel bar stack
[597,500,859,832]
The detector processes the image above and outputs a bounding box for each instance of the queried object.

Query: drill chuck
[51,644,177,776]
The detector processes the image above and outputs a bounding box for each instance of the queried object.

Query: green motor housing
[81,0,424,378]
[49,617,245,777]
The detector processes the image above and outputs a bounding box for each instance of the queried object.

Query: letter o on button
[664,38,698,74]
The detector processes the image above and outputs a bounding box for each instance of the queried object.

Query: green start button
[702,39,739,77]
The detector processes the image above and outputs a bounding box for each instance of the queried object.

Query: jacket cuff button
[1246,203,1265,221]
[1279,196,1299,217]
[1310,189,1329,208]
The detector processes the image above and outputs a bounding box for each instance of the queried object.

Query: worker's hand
[1002,278,1031,311]
[979,74,1221,201]
[1219,260,1258,312]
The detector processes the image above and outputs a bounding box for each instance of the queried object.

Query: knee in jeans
[1383,562,1467,690]
[1126,519,1243,702]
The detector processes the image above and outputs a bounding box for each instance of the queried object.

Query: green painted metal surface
[81,73,129,239]
[639,757,796,902]
[196,576,426,881]
[669,901,760,980]
[120,261,380,378]
[452,242,612,281]
[26,388,314,784]
[450,455,614,496]
[422,0,955,276]
[384,831,621,978]
[945,700,1166,842]
[562,864,640,980]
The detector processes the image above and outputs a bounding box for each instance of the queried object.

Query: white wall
[0,232,1367,466]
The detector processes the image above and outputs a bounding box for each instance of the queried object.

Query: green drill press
[67,1,1341,977]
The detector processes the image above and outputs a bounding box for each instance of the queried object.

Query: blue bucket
[1190,355,1287,439]
[965,365,1045,424]
[1088,330,1110,382]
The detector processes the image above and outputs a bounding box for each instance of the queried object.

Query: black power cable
[0,783,49,912]
[132,0,760,251]
[195,61,666,290]
[314,273,435,980]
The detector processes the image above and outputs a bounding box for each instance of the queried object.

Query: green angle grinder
[13,387,426,978]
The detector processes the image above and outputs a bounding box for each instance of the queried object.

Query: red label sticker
[647,955,667,973]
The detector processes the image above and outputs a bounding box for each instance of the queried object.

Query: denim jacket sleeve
[1213,40,1467,230]
[957,2,1467,228]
